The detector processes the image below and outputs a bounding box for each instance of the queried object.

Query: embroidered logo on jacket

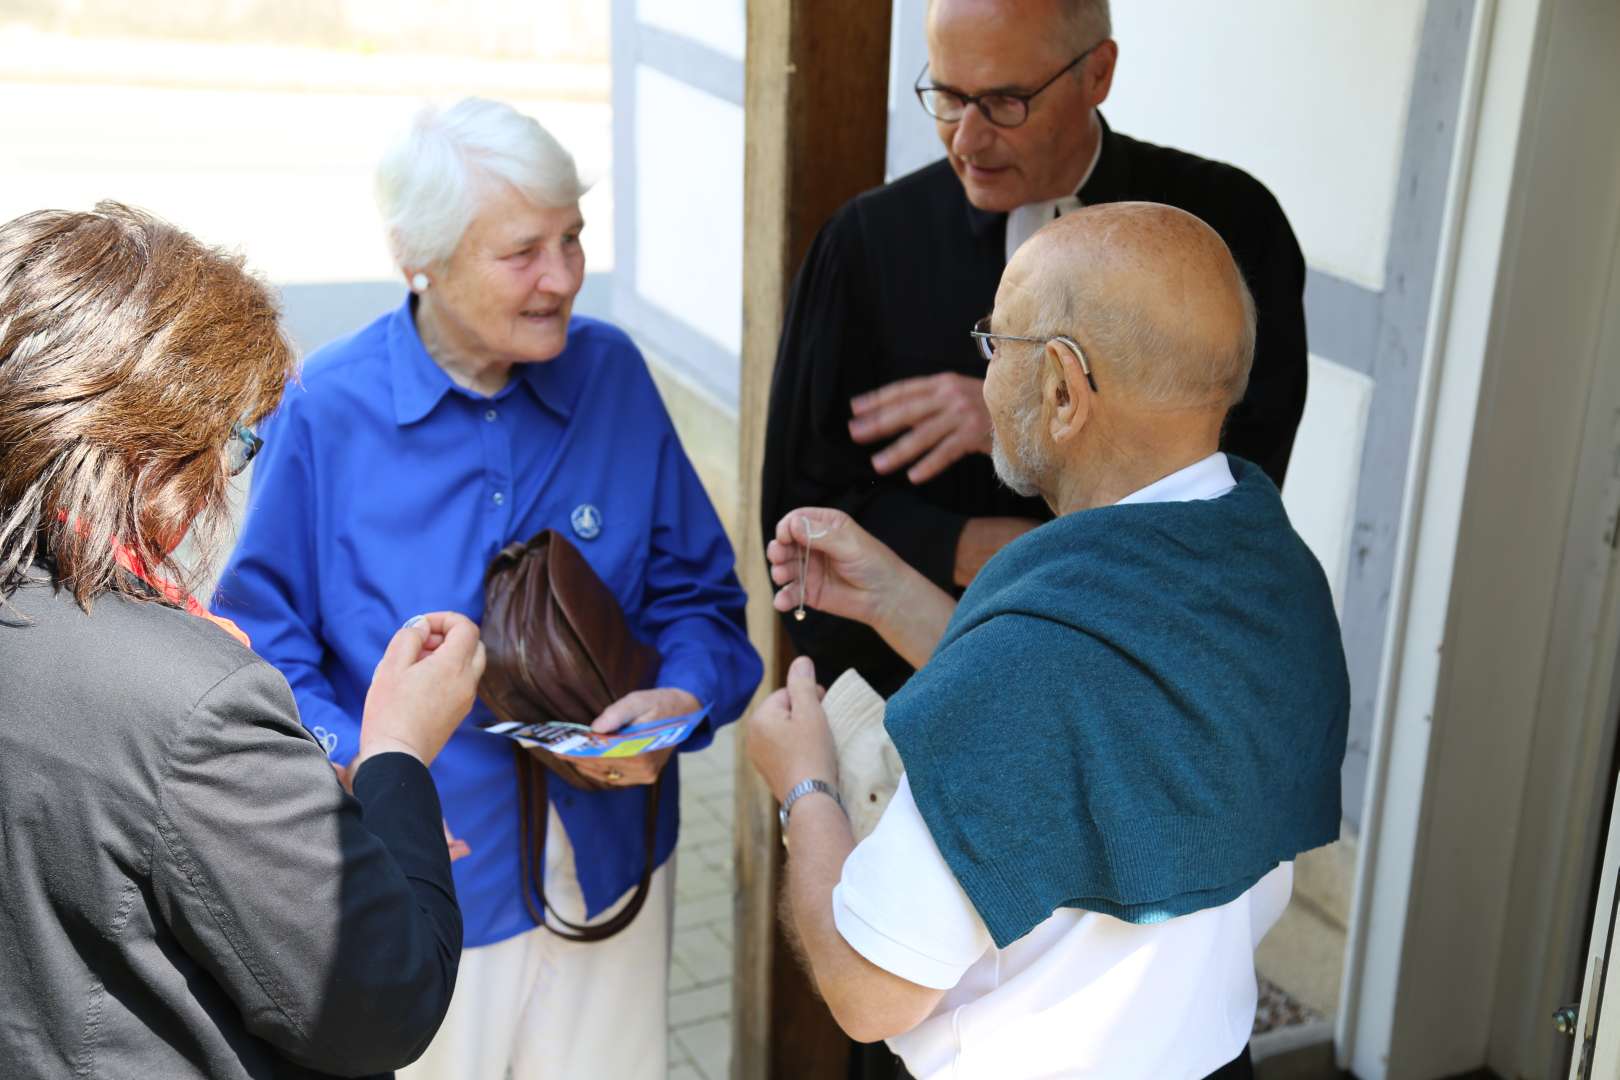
[571,504,603,540]
[311,726,340,757]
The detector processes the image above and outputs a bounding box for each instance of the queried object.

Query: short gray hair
[376,97,587,270]
[928,0,1111,52]
[1029,267,1255,410]
[1060,0,1112,49]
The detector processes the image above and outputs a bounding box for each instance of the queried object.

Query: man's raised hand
[769,509,956,669]
[849,373,992,484]
[767,508,906,629]
[357,612,486,770]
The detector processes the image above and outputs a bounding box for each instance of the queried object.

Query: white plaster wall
[632,65,744,355]
[1105,1,1423,291]
[887,0,944,181]
[887,0,1425,291]
[635,0,745,60]
[1282,356,1376,614]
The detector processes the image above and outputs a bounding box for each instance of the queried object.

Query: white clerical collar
[1004,120,1105,263]
[1114,452,1237,507]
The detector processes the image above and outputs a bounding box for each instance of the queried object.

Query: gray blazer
[0,570,461,1079]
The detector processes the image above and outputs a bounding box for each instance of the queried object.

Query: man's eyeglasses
[226,421,263,477]
[915,44,1100,129]
[970,315,1098,392]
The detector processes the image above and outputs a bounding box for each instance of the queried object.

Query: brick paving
[1253,975,1323,1034]
[668,724,738,1079]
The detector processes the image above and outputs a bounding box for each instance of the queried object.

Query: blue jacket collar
[387,297,579,425]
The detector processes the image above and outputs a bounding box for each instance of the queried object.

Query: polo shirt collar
[1114,452,1236,506]
[962,111,1125,240]
[512,341,581,420]
[387,297,578,425]
[387,299,453,426]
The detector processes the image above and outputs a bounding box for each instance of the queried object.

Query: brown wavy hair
[0,202,296,609]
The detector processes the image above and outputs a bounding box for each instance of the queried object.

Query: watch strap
[779,778,842,847]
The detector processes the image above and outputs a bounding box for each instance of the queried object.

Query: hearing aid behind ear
[1050,336,1098,393]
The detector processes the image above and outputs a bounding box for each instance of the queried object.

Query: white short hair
[376,97,587,270]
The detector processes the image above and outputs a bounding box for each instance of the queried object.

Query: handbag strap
[514,747,662,942]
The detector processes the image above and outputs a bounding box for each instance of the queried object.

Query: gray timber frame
[610,0,747,412]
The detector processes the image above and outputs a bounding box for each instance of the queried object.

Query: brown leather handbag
[479,528,662,941]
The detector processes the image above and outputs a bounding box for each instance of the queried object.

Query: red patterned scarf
[55,512,252,649]
[108,535,252,649]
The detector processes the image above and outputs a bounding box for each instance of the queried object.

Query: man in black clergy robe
[761,0,1308,707]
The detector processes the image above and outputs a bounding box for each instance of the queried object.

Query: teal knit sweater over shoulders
[884,457,1349,949]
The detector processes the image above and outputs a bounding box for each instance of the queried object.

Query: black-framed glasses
[970,315,1098,392]
[915,44,1099,129]
[226,421,263,477]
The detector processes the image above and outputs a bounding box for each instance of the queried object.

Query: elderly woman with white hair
[217,98,762,1079]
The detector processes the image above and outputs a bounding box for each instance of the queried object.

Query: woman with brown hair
[0,202,485,1080]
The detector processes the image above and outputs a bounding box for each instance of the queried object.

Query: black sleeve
[1221,189,1309,487]
[152,662,460,1077]
[760,206,965,692]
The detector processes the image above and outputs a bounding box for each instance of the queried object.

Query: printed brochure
[483,706,710,758]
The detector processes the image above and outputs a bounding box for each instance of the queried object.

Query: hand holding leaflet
[483,705,711,759]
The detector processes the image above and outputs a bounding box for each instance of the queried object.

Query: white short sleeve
[831,774,993,989]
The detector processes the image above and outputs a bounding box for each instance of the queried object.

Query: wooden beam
[734,1,893,1077]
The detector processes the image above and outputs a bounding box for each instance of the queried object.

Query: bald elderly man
[748,204,1348,1080]
[761,0,1309,705]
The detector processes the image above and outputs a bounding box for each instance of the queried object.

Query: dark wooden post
[733,1,893,1077]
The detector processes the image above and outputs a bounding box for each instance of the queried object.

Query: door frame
[1339,0,1620,1075]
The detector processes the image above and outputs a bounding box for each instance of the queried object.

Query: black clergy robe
[761,114,1309,696]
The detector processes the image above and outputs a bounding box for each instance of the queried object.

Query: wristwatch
[779,778,842,849]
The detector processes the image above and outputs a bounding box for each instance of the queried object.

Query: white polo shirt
[830,453,1294,1080]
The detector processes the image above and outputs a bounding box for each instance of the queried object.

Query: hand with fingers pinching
[766,509,908,629]
[568,687,700,787]
[356,611,486,772]
[768,509,960,670]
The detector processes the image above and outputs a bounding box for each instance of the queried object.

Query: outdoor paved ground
[668,724,738,1080]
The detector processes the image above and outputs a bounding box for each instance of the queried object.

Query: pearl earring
[411,272,430,292]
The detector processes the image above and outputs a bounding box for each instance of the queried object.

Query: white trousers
[398,807,674,1080]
